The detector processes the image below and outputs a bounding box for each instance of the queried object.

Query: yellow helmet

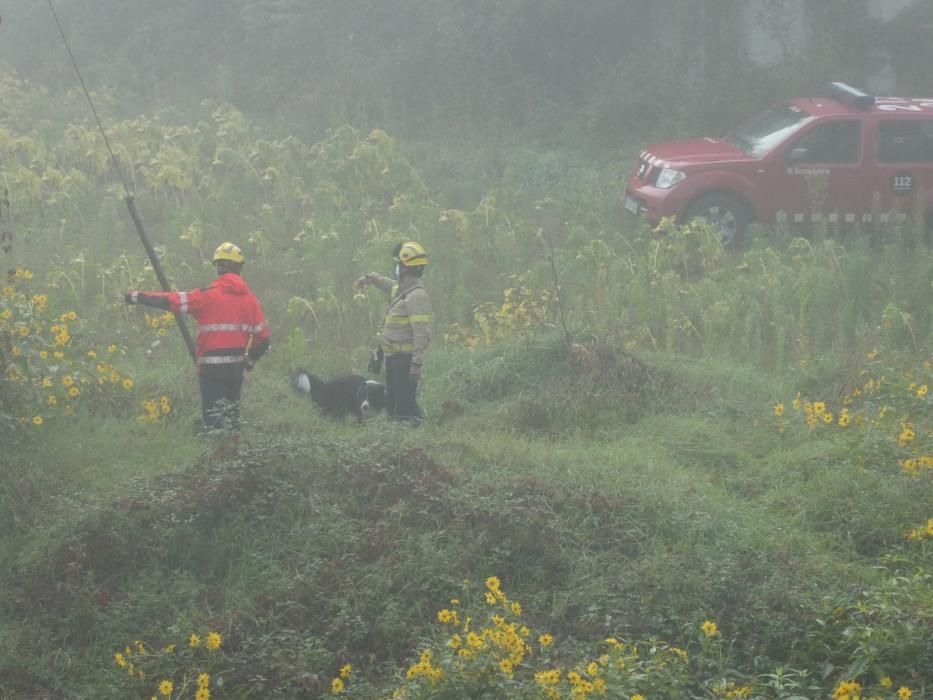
[212,241,245,265]
[395,241,427,267]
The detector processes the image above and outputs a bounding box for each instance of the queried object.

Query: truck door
[873,117,933,220]
[764,120,869,226]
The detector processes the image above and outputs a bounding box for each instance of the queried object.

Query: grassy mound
[1,338,930,697]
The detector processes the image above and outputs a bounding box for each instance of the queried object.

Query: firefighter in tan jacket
[355,241,432,424]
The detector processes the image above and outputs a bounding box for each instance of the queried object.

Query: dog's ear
[292,370,322,396]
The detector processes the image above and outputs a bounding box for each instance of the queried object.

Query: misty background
[3,0,932,162]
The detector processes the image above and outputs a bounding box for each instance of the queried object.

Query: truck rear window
[878,119,933,162]
[725,104,813,158]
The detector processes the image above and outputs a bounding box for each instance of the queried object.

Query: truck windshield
[725,104,813,157]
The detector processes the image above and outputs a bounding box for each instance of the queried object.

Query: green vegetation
[1,51,932,700]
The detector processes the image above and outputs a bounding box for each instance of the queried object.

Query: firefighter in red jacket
[124,242,270,432]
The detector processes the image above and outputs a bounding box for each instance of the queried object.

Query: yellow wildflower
[331,677,344,693]
[158,679,173,696]
[32,415,43,426]
[898,422,916,447]
[198,672,210,687]
[108,344,118,353]
[898,688,911,699]
[339,664,352,678]
[189,633,201,647]
[833,680,861,699]
[539,633,554,647]
[122,378,134,390]
[917,384,928,397]
[773,402,784,417]
[196,689,210,700]
[206,631,222,650]
[701,620,720,637]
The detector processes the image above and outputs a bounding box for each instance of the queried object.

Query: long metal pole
[47,0,197,363]
[124,196,197,361]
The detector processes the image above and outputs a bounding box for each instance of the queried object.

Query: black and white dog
[291,370,387,422]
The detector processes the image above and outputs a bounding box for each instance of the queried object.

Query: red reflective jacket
[130,273,269,364]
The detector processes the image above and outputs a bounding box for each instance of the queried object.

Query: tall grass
[1,70,931,698]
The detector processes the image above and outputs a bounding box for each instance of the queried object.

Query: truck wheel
[684,194,749,246]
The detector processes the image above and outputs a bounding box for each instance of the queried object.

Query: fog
[3,1,931,149]
[1,2,931,698]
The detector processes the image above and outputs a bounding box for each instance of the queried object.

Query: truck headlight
[655,168,686,189]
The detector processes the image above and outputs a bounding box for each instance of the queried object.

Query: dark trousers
[199,363,244,432]
[385,352,423,425]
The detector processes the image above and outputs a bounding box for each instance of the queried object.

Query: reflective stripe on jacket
[370,274,432,366]
[137,273,269,361]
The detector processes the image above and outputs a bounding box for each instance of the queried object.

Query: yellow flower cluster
[405,648,444,683]
[49,322,72,347]
[112,629,221,699]
[712,680,752,698]
[387,578,702,699]
[139,396,172,423]
[906,517,933,542]
[330,664,352,694]
[774,357,931,515]
[145,311,176,336]
[93,361,131,387]
[833,680,862,700]
[30,293,48,313]
[701,620,720,638]
[196,671,211,700]
[897,421,916,447]
[446,282,554,348]
[898,454,933,477]
[3,275,137,430]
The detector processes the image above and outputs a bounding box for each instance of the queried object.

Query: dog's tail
[291,369,323,396]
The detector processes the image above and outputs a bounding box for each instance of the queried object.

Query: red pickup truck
[624,82,933,244]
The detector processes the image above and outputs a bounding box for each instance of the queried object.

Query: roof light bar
[828,82,875,110]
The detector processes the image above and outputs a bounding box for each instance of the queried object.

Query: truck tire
[684,193,750,247]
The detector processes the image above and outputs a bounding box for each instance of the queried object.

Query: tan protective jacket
[368,273,432,367]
